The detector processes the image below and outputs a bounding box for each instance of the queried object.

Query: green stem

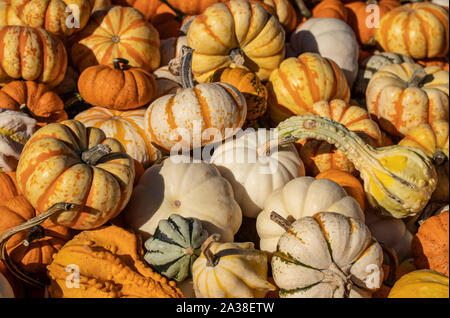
[180,46,195,89]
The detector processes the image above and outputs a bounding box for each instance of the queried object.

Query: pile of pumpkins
[0,0,449,299]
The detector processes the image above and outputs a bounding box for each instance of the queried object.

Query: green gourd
[144,214,208,282]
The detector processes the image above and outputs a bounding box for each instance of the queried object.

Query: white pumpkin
[210,129,305,218]
[290,17,359,87]
[74,107,161,168]
[0,271,14,298]
[192,240,275,298]
[0,109,37,172]
[122,155,242,242]
[272,212,383,298]
[365,208,413,262]
[256,176,365,253]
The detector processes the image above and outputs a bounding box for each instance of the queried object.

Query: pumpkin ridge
[296,57,320,103]
[276,63,308,113]
[279,281,322,296]
[193,87,212,131]
[215,83,244,126]
[414,11,430,58]
[212,269,231,297]
[273,251,318,270]
[419,7,449,57]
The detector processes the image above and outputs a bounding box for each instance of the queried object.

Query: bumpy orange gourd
[0,81,67,126]
[295,99,382,176]
[77,58,157,110]
[70,5,160,73]
[412,211,449,277]
[316,169,366,211]
[345,0,400,45]
[0,26,67,87]
[208,67,267,124]
[47,225,184,298]
[374,2,449,59]
[267,53,350,125]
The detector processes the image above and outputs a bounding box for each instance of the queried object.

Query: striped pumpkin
[0,0,24,26]
[75,107,160,168]
[187,0,285,83]
[10,0,93,37]
[70,6,160,73]
[144,214,208,283]
[0,26,67,87]
[259,0,297,33]
[297,99,383,176]
[16,120,135,230]
[0,109,37,173]
[144,46,246,152]
[366,63,449,137]
[374,2,449,59]
[267,52,350,125]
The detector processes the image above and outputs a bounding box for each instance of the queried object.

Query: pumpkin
[345,0,401,46]
[144,214,208,282]
[374,2,449,59]
[0,270,14,298]
[412,211,449,277]
[259,0,298,33]
[16,120,135,230]
[267,53,350,125]
[165,0,226,15]
[122,155,242,243]
[207,67,267,124]
[271,212,384,298]
[46,225,184,297]
[144,46,246,152]
[388,269,449,298]
[289,18,359,87]
[0,0,23,26]
[316,169,366,211]
[311,0,348,22]
[353,51,414,101]
[417,56,449,72]
[75,107,161,168]
[92,0,111,12]
[186,0,285,83]
[210,129,305,218]
[10,0,93,37]
[275,115,438,219]
[70,5,160,73]
[366,63,449,137]
[295,99,383,176]
[399,119,449,202]
[192,235,275,298]
[0,109,37,173]
[0,170,17,203]
[53,66,79,96]
[0,26,67,88]
[0,81,67,126]
[256,176,364,253]
[365,208,413,262]
[153,66,181,99]
[0,195,74,282]
[78,58,157,110]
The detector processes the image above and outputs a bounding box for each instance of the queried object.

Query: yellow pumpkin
[267,53,350,125]
[388,270,449,298]
[187,0,285,83]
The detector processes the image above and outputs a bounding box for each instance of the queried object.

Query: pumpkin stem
[432,151,447,166]
[81,144,112,166]
[113,58,130,70]
[258,136,298,157]
[180,46,196,89]
[292,0,311,19]
[22,225,45,247]
[159,0,185,21]
[63,92,84,109]
[379,242,399,288]
[230,48,245,67]
[270,211,292,232]
[201,234,221,267]
[0,202,80,288]
[407,67,428,87]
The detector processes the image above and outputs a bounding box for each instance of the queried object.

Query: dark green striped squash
[144,214,208,282]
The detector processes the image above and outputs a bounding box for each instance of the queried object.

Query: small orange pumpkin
[312,0,349,22]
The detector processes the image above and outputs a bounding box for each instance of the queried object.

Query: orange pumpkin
[165,0,226,15]
[77,58,157,110]
[0,170,18,204]
[267,53,351,125]
[374,2,449,59]
[0,26,67,88]
[295,99,382,176]
[412,211,449,277]
[70,5,160,73]
[311,0,349,22]
[259,0,298,33]
[208,67,268,124]
[316,169,366,211]
[417,56,450,72]
[9,0,93,37]
[345,0,400,45]
[0,81,67,126]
